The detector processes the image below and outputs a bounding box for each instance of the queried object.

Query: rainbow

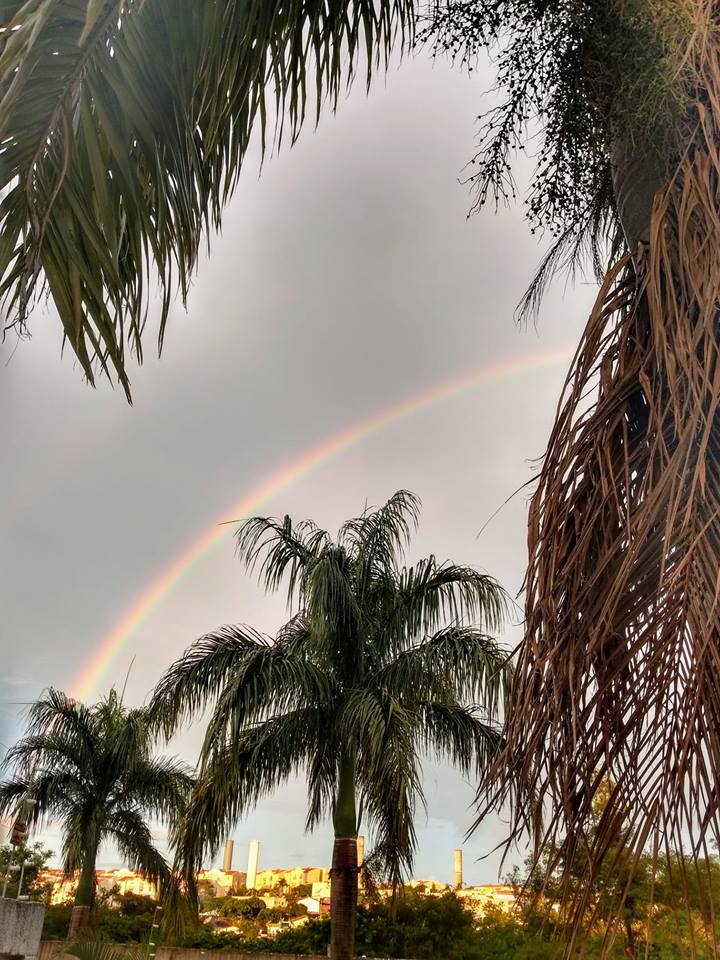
[70,345,572,700]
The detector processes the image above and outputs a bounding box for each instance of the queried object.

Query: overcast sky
[0,50,594,885]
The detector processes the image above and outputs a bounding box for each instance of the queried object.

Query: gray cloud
[0,51,594,882]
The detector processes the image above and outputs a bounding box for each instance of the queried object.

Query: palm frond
[1,0,415,397]
[20,689,94,765]
[198,635,331,762]
[62,940,145,960]
[379,625,511,713]
[107,805,174,897]
[176,707,323,868]
[115,755,194,827]
[339,490,421,578]
[304,545,359,642]
[235,514,331,604]
[394,558,509,637]
[148,624,269,738]
[350,689,421,886]
[0,776,32,820]
[416,700,502,780]
[305,736,338,832]
[2,732,86,776]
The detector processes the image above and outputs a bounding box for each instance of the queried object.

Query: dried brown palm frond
[487,2,720,952]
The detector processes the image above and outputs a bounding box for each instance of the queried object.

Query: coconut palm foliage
[0,0,414,398]
[0,688,192,935]
[426,0,720,950]
[150,491,510,960]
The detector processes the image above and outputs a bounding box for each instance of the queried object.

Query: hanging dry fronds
[487,1,720,952]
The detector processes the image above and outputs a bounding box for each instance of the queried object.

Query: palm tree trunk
[68,835,98,938]
[330,750,358,960]
[610,137,665,252]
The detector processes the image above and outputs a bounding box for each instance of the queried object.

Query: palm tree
[423,5,720,943]
[0,688,193,937]
[150,490,510,960]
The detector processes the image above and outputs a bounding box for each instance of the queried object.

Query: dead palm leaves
[492,2,720,953]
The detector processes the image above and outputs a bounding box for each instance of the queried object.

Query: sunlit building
[253,866,329,890]
[196,868,247,897]
[37,867,159,904]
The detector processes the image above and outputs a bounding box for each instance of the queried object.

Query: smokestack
[223,839,234,872]
[454,849,463,889]
[357,835,365,867]
[247,840,260,890]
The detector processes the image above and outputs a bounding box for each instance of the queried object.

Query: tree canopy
[0,687,193,928]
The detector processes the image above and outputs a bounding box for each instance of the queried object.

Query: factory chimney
[223,838,234,872]
[454,849,463,889]
[247,840,260,890]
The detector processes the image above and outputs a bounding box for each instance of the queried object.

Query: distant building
[311,880,331,900]
[298,896,330,916]
[407,879,448,893]
[196,868,247,897]
[457,885,517,916]
[37,868,159,905]
[266,916,309,937]
[454,849,463,889]
[222,839,234,872]
[253,866,329,890]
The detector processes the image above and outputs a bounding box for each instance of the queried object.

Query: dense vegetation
[38,877,720,960]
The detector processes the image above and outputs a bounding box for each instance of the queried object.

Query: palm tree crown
[151,490,510,960]
[0,688,193,932]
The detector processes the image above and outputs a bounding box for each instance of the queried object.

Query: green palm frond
[59,802,99,874]
[114,755,194,827]
[62,939,145,960]
[304,545,359,640]
[149,624,269,737]
[0,776,32,819]
[2,732,86,776]
[339,489,421,579]
[1,0,415,397]
[379,626,510,710]
[107,805,173,896]
[416,700,502,778]
[177,707,324,866]
[22,689,95,761]
[236,515,331,602]
[352,690,421,884]
[198,637,331,760]
[305,736,338,832]
[395,558,509,637]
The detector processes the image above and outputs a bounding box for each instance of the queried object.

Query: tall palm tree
[150,491,510,960]
[0,688,193,937]
[423,4,720,945]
